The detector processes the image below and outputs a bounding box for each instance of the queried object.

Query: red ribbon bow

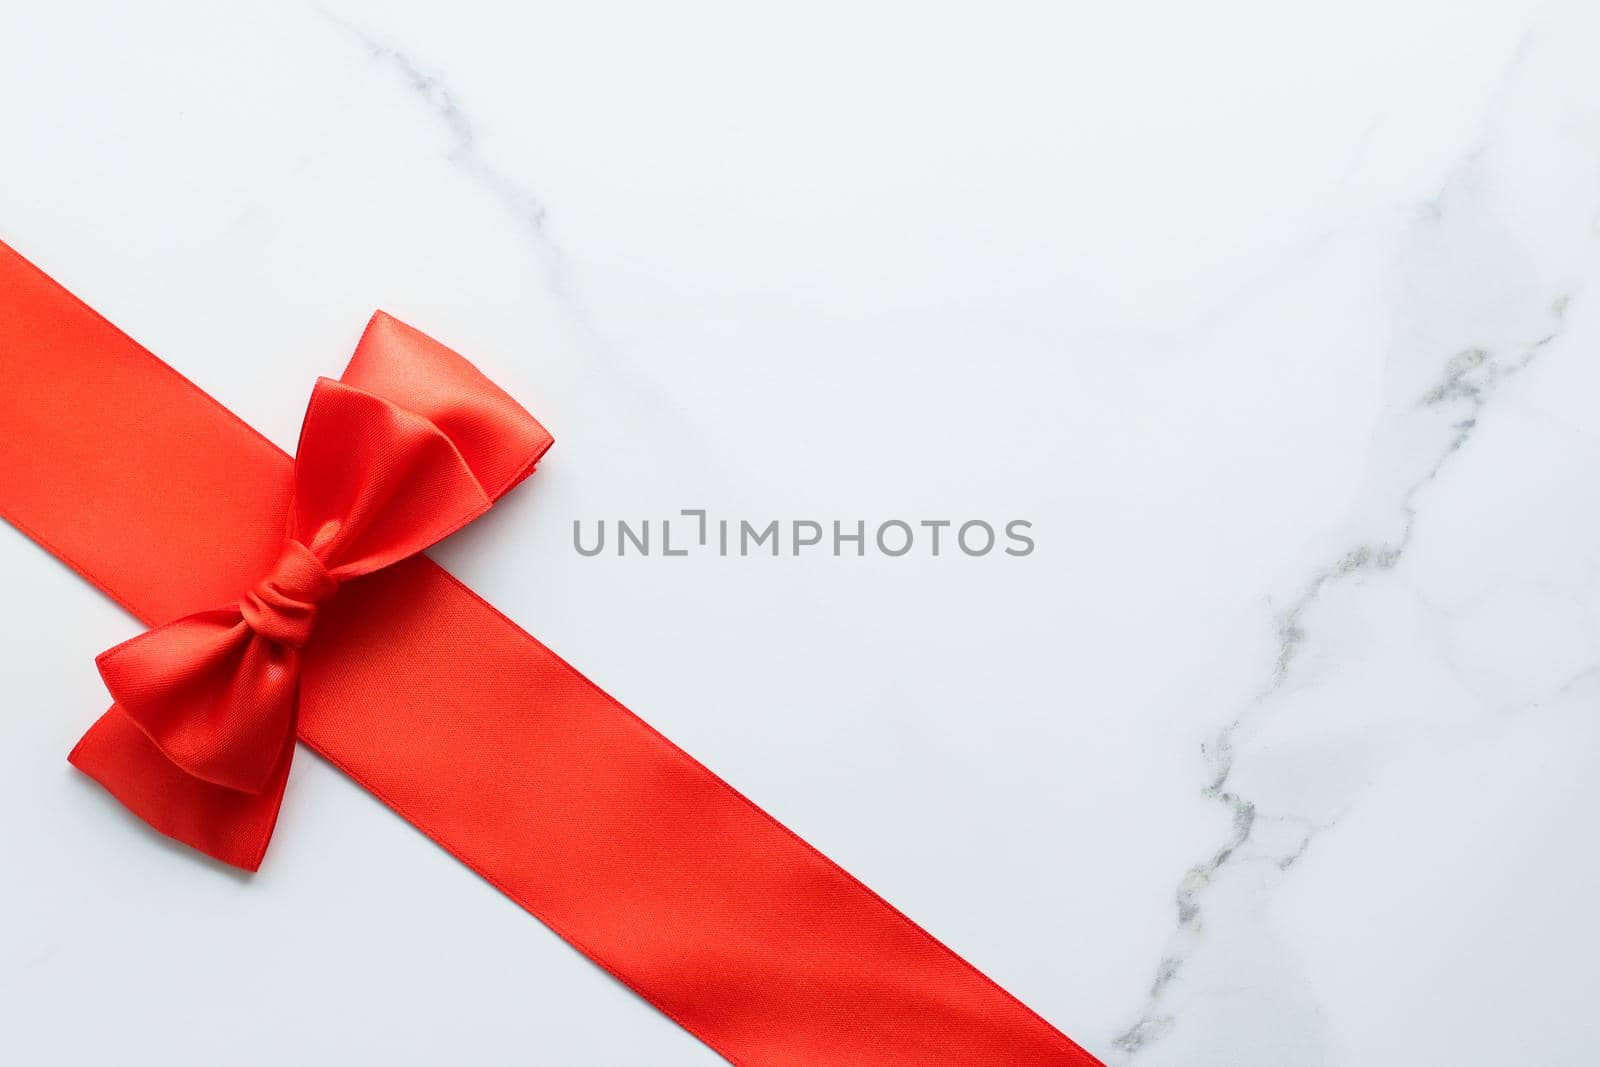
[5,241,1099,1064]
[69,312,552,869]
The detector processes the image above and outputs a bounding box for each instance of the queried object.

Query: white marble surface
[2,2,1598,1063]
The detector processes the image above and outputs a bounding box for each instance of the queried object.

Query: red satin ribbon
[0,240,1101,1067]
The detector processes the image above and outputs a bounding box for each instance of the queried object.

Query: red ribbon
[0,240,1101,1067]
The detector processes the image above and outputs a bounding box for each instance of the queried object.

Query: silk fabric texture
[0,240,1101,1067]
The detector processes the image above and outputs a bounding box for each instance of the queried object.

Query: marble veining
[1114,30,1600,1058]
[322,9,565,284]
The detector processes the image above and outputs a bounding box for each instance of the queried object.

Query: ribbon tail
[69,706,293,872]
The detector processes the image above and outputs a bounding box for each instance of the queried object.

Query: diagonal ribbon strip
[0,240,1102,1067]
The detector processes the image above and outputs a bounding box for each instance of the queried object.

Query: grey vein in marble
[317,6,689,420]
[319,7,566,292]
[1110,158,1580,1062]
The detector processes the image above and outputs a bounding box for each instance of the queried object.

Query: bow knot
[69,311,552,869]
[238,539,338,648]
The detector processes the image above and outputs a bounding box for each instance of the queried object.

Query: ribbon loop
[95,610,297,794]
[238,539,336,648]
